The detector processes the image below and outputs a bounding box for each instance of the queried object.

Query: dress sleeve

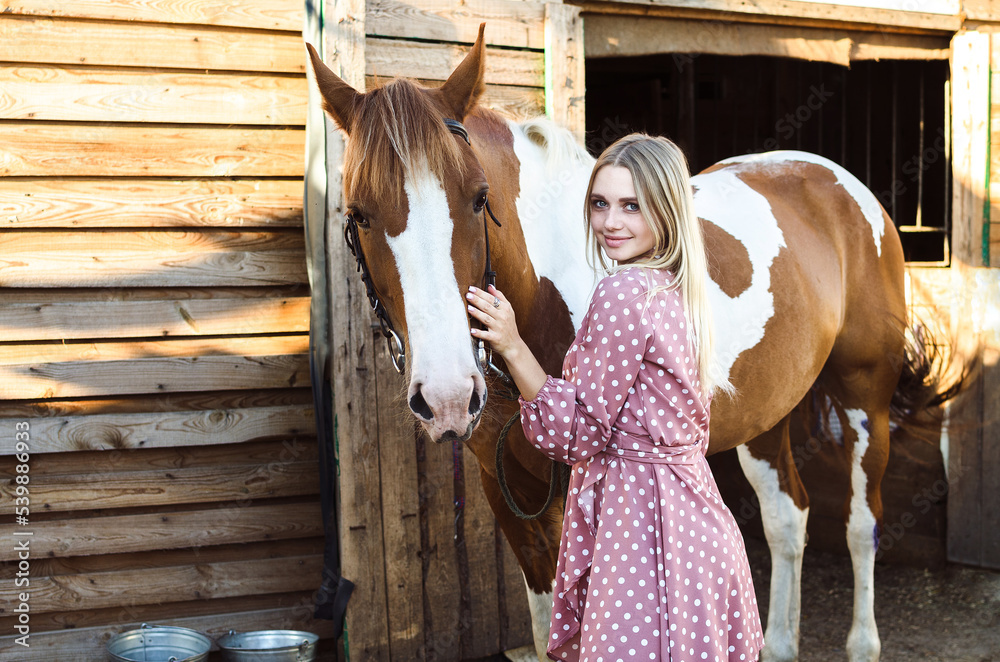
[519,273,654,465]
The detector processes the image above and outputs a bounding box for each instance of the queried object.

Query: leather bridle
[343,117,506,381]
[342,116,564,521]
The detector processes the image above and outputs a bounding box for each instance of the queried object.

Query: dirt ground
[743,534,1000,662]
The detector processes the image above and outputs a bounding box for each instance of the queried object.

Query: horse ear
[305,42,359,134]
[438,23,486,120]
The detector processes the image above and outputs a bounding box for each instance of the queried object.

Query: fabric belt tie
[559,433,706,609]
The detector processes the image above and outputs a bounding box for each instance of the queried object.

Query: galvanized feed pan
[107,623,212,662]
[216,630,319,662]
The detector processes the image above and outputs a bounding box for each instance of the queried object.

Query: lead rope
[495,406,568,520]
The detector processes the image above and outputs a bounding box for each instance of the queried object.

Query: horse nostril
[468,389,483,416]
[409,389,434,420]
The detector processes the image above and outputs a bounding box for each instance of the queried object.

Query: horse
[307,25,951,662]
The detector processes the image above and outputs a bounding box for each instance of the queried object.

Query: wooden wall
[0,2,335,659]
[316,1,583,659]
[947,28,1000,570]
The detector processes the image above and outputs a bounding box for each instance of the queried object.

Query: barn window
[586,54,951,264]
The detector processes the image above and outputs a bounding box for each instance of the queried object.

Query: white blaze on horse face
[692,167,786,383]
[387,165,486,439]
[509,120,597,329]
[844,408,882,662]
[719,151,886,256]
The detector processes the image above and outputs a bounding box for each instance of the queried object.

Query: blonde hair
[584,134,733,397]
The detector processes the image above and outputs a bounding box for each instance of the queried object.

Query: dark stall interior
[586,54,952,263]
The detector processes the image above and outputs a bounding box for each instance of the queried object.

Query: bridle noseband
[343,116,564,521]
[343,117,506,381]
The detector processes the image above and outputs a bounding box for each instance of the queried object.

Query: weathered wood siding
[316,1,582,659]
[0,2,332,659]
[947,29,1000,570]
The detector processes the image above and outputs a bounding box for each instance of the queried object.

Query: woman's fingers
[466,285,503,313]
[466,285,515,350]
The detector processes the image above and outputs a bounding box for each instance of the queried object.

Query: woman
[467,134,763,661]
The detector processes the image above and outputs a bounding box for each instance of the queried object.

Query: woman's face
[589,165,656,264]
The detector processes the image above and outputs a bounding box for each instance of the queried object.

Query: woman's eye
[591,199,607,209]
[625,203,640,212]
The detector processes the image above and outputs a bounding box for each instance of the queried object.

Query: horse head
[308,27,494,443]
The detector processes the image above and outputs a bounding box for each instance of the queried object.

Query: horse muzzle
[408,367,488,443]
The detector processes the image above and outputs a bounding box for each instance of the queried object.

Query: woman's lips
[603,236,631,248]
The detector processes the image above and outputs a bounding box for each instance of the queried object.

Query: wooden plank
[21,437,312,479]
[849,31,949,60]
[380,78,545,120]
[0,16,305,72]
[374,344,424,660]
[967,0,1000,21]
[324,1,391,657]
[0,455,318,512]
[0,0,304,31]
[992,222,1000,269]
[461,447,500,659]
[0,336,309,399]
[0,289,310,343]
[983,351,1000,568]
[20,554,322,614]
[0,231,306,288]
[421,427,462,658]
[0,65,307,125]
[0,501,323,560]
[0,123,305,178]
[0,589,319,635]
[367,0,545,49]
[576,0,962,34]
[0,178,304,229]
[0,387,312,418]
[499,525,534,652]
[950,31,990,267]
[584,12,848,62]
[0,404,313,454]
[0,606,335,662]
[947,263,985,565]
[544,3,586,142]
[1,537,323,581]
[366,37,544,87]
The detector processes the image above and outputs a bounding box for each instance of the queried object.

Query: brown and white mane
[308,26,951,662]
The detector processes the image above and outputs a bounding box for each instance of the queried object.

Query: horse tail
[889,316,973,435]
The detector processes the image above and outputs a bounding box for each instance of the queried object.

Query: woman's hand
[466,284,521,357]
[466,284,548,400]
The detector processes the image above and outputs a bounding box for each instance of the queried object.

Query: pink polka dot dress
[520,267,764,662]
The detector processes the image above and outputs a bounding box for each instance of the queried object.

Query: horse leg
[478,465,560,662]
[737,415,809,662]
[834,402,889,662]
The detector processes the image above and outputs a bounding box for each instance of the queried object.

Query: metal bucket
[107,623,212,662]
[216,630,319,662]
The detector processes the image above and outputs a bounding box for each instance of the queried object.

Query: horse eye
[349,210,369,228]
[473,192,488,214]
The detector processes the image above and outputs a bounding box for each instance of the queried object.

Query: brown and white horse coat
[309,27,922,662]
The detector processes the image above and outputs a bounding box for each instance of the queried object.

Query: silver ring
[492,296,501,308]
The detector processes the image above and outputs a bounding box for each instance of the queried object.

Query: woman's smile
[589,165,656,263]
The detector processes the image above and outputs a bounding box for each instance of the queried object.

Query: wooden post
[950,30,989,269]
[545,2,586,142]
[947,29,1000,569]
[322,1,393,658]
